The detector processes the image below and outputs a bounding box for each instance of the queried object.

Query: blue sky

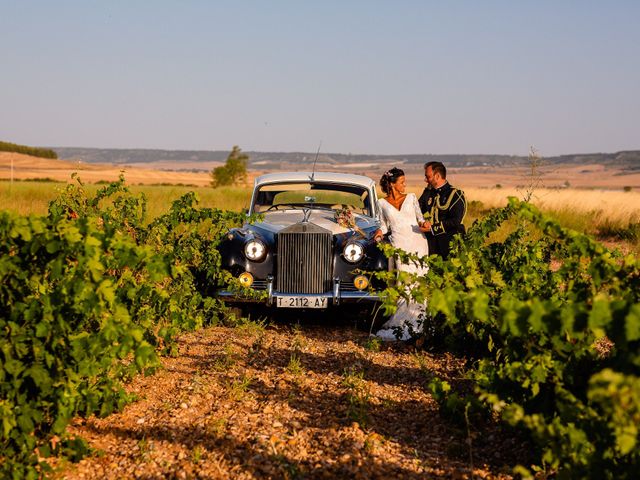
[1,1,638,155]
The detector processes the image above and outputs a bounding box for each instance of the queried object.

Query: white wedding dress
[376,193,429,341]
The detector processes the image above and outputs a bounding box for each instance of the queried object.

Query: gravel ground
[52,320,528,479]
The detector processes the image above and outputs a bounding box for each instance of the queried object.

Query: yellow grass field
[3,177,639,229]
[2,151,639,253]
[434,186,640,228]
[0,181,252,220]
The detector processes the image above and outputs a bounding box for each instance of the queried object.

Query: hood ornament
[302,207,312,223]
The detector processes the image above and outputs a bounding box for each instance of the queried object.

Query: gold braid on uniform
[431,189,466,236]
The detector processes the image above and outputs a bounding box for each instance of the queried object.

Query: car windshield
[253,182,372,216]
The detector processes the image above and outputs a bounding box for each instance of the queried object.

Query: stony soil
[52,320,529,479]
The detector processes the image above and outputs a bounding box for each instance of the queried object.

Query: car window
[253,183,371,215]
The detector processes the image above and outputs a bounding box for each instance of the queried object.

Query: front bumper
[217,276,380,307]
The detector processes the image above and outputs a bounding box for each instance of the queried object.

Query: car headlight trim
[343,241,364,263]
[244,238,267,261]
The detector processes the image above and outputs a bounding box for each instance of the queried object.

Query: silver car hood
[254,210,377,235]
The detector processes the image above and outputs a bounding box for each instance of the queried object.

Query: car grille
[276,222,332,294]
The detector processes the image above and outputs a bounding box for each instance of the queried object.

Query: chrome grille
[277,223,332,294]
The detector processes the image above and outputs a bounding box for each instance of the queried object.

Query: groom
[418,161,467,259]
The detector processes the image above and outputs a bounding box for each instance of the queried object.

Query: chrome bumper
[217,276,380,306]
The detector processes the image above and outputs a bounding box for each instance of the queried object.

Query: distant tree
[210,146,248,188]
[0,140,58,159]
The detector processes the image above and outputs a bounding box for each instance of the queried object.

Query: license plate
[276,296,328,309]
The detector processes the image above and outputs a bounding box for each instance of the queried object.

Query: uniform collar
[435,181,450,192]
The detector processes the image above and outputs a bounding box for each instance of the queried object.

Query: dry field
[3,151,639,243]
[291,161,640,191]
[4,151,640,191]
[463,187,640,225]
[0,152,260,187]
[345,162,640,231]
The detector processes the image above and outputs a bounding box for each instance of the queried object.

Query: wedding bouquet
[334,207,366,237]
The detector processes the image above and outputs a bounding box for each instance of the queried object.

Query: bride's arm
[375,201,389,241]
[412,195,428,228]
[414,195,431,232]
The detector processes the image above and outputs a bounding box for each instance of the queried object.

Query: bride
[374,167,430,341]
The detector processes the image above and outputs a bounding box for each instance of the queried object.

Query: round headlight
[343,241,364,263]
[244,239,266,261]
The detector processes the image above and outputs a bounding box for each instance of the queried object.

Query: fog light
[238,272,254,287]
[353,275,369,290]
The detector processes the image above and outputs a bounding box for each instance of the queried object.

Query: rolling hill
[52,147,640,171]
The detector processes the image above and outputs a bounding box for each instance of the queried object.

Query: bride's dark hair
[379,167,405,194]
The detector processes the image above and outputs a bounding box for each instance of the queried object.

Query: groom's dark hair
[379,167,405,194]
[424,161,447,179]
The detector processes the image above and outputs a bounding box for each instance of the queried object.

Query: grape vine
[0,176,246,478]
[378,197,640,478]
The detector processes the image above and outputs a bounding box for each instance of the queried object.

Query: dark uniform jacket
[418,182,467,259]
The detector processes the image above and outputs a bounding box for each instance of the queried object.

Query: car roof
[254,171,376,190]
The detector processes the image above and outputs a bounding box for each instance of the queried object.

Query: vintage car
[217,172,388,309]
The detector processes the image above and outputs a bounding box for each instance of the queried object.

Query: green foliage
[0,174,247,477]
[0,211,157,477]
[0,140,58,159]
[363,336,382,352]
[378,197,640,477]
[210,146,248,188]
[342,368,371,427]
